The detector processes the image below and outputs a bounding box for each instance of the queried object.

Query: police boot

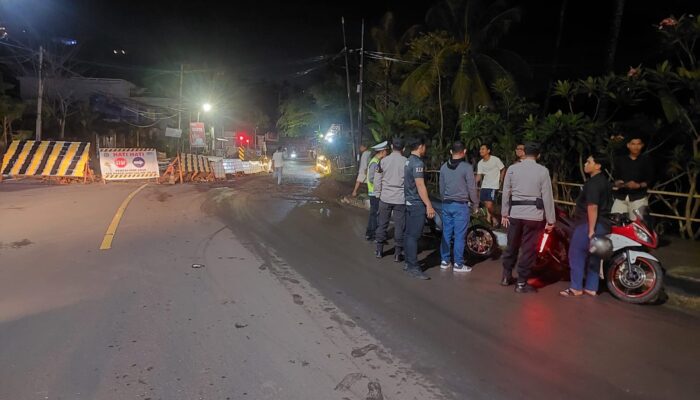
[375,244,384,258]
[394,247,403,263]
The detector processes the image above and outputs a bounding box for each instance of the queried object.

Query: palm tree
[370,12,421,107]
[400,32,457,149]
[421,0,529,112]
[605,0,626,73]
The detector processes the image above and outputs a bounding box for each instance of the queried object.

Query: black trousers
[502,218,545,283]
[365,196,380,239]
[404,203,426,271]
[375,201,405,249]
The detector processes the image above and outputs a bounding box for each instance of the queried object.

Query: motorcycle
[428,198,498,259]
[537,207,664,304]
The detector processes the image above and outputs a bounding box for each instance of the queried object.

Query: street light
[197,103,212,122]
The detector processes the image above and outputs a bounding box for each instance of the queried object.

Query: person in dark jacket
[612,134,654,220]
[438,141,479,272]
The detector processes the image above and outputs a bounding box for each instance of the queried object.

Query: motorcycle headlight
[633,225,651,244]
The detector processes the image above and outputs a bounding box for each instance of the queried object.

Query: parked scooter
[428,199,498,259]
[538,207,664,304]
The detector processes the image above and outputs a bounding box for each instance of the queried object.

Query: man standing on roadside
[403,136,435,280]
[500,143,556,293]
[476,144,505,227]
[560,151,612,298]
[375,138,407,262]
[439,141,479,273]
[612,134,654,221]
[365,141,390,241]
[352,143,371,197]
[271,146,285,185]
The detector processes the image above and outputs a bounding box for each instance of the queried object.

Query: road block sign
[238,147,245,160]
[99,148,160,181]
[1,140,93,182]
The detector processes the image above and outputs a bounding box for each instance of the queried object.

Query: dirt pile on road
[312,176,353,202]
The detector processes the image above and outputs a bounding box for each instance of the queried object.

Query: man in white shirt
[476,143,505,227]
[271,147,285,185]
[352,144,371,197]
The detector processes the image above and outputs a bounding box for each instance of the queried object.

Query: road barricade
[1,140,94,183]
[207,156,226,180]
[159,153,214,183]
[223,159,246,176]
[99,148,160,182]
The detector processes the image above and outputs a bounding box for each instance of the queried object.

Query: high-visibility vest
[367,157,379,195]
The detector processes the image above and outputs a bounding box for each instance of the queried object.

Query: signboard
[265,132,278,142]
[99,148,160,180]
[165,127,182,138]
[189,122,206,147]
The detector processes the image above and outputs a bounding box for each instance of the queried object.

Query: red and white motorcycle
[538,208,664,304]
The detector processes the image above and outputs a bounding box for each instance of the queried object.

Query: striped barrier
[1,140,92,180]
[159,153,213,183]
[238,147,245,160]
[181,153,211,173]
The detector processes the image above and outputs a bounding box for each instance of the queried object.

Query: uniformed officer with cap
[374,138,407,261]
[500,142,556,293]
[365,141,390,241]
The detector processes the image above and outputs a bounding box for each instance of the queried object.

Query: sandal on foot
[559,288,583,297]
[584,290,598,297]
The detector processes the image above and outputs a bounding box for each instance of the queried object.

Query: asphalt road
[1,161,699,400]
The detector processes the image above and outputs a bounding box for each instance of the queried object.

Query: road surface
[1,160,699,400]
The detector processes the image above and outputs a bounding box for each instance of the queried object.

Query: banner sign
[99,148,160,180]
[189,122,206,147]
[165,127,182,138]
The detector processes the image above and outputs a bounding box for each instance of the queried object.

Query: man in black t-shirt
[612,134,654,220]
[560,152,612,298]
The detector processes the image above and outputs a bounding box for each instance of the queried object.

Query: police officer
[365,141,390,241]
[374,138,407,261]
[500,142,555,293]
[403,136,435,280]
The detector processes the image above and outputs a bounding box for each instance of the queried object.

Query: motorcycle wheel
[606,256,664,304]
[466,225,497,259]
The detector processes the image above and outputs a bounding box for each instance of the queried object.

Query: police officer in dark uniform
[500,143,556,293]
[403,136,435,280]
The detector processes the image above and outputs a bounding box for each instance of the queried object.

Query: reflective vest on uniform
[367,157,379,195]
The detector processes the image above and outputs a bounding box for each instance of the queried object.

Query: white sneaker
[440,261,451,270]
[453,264,473,273]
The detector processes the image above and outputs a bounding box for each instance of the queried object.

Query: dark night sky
[1,0,697,87]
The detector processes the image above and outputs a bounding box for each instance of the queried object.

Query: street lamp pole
[35,45,44,141]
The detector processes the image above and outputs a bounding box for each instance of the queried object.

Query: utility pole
[35,45,44,141]
[357,19,365,150]
[178,64,184,130]
[341,17,357,163]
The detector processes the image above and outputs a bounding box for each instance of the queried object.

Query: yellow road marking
[99,183,149,250]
